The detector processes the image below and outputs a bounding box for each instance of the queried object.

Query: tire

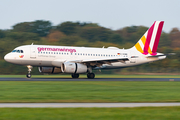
[71,74,79,78]
[87,73,95,79]
[26,73,31,78]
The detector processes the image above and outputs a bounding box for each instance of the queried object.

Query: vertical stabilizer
[134,21,164,56]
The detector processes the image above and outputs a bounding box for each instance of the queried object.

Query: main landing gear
[26,65,33,78]
[71,73,79,78]
[71,73,95,79]
[87,73,95,79]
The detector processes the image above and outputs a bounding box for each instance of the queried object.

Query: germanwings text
[37,47,76,53]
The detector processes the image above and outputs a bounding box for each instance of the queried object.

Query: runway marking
[1,103,180,108]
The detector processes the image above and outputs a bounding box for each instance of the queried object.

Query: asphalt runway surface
[1,103,180,108]
[0,78,179,81]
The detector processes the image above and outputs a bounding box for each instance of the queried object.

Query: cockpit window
[12,50,24,53]
[12,50,16,52]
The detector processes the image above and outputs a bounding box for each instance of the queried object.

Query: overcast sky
[0,0,179,32]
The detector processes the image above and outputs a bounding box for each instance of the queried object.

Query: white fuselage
[4,45,166,69]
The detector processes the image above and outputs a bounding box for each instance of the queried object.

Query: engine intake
[61,62,87,73]
[38,67,62,74]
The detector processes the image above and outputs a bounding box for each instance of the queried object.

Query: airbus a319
[4,21,166,79]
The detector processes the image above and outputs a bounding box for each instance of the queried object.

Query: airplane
[4,21,166,79]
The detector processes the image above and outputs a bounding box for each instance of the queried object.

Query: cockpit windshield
[12,50,24,53]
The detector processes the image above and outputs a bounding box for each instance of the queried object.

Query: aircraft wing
[69,57,129,67]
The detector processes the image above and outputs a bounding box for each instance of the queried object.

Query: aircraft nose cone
[4,53,11,62]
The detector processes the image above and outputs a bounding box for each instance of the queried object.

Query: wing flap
[82,57,128,63]
[69,57,129,67]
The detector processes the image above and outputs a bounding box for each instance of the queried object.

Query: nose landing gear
[26,65,33,78]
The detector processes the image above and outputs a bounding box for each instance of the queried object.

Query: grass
[0,107,180,120]
[0,74,180,78]
[0,81,180,103]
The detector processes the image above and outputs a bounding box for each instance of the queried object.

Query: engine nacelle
[38,67,62,74]
[61,62,87,74]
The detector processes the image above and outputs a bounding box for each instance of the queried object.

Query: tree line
[0,20,179,75]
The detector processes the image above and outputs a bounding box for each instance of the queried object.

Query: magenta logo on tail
[135,21,164,56]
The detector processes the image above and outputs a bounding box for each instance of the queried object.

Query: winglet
[134,21,164,56]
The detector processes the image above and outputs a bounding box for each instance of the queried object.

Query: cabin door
[30,46,36,59]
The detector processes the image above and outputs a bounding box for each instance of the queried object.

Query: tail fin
[134,21,164,56]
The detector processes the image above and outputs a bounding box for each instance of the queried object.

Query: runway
[0,78,179,81]
[0,103,180,108]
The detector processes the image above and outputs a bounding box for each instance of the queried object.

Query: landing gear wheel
[87,73,95,79]
[71,74,79,78]
[26,65,33,78]
[26,73,31,78]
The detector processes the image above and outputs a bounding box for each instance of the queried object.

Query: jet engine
[61,62,87,73]
[38,67,62,74]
